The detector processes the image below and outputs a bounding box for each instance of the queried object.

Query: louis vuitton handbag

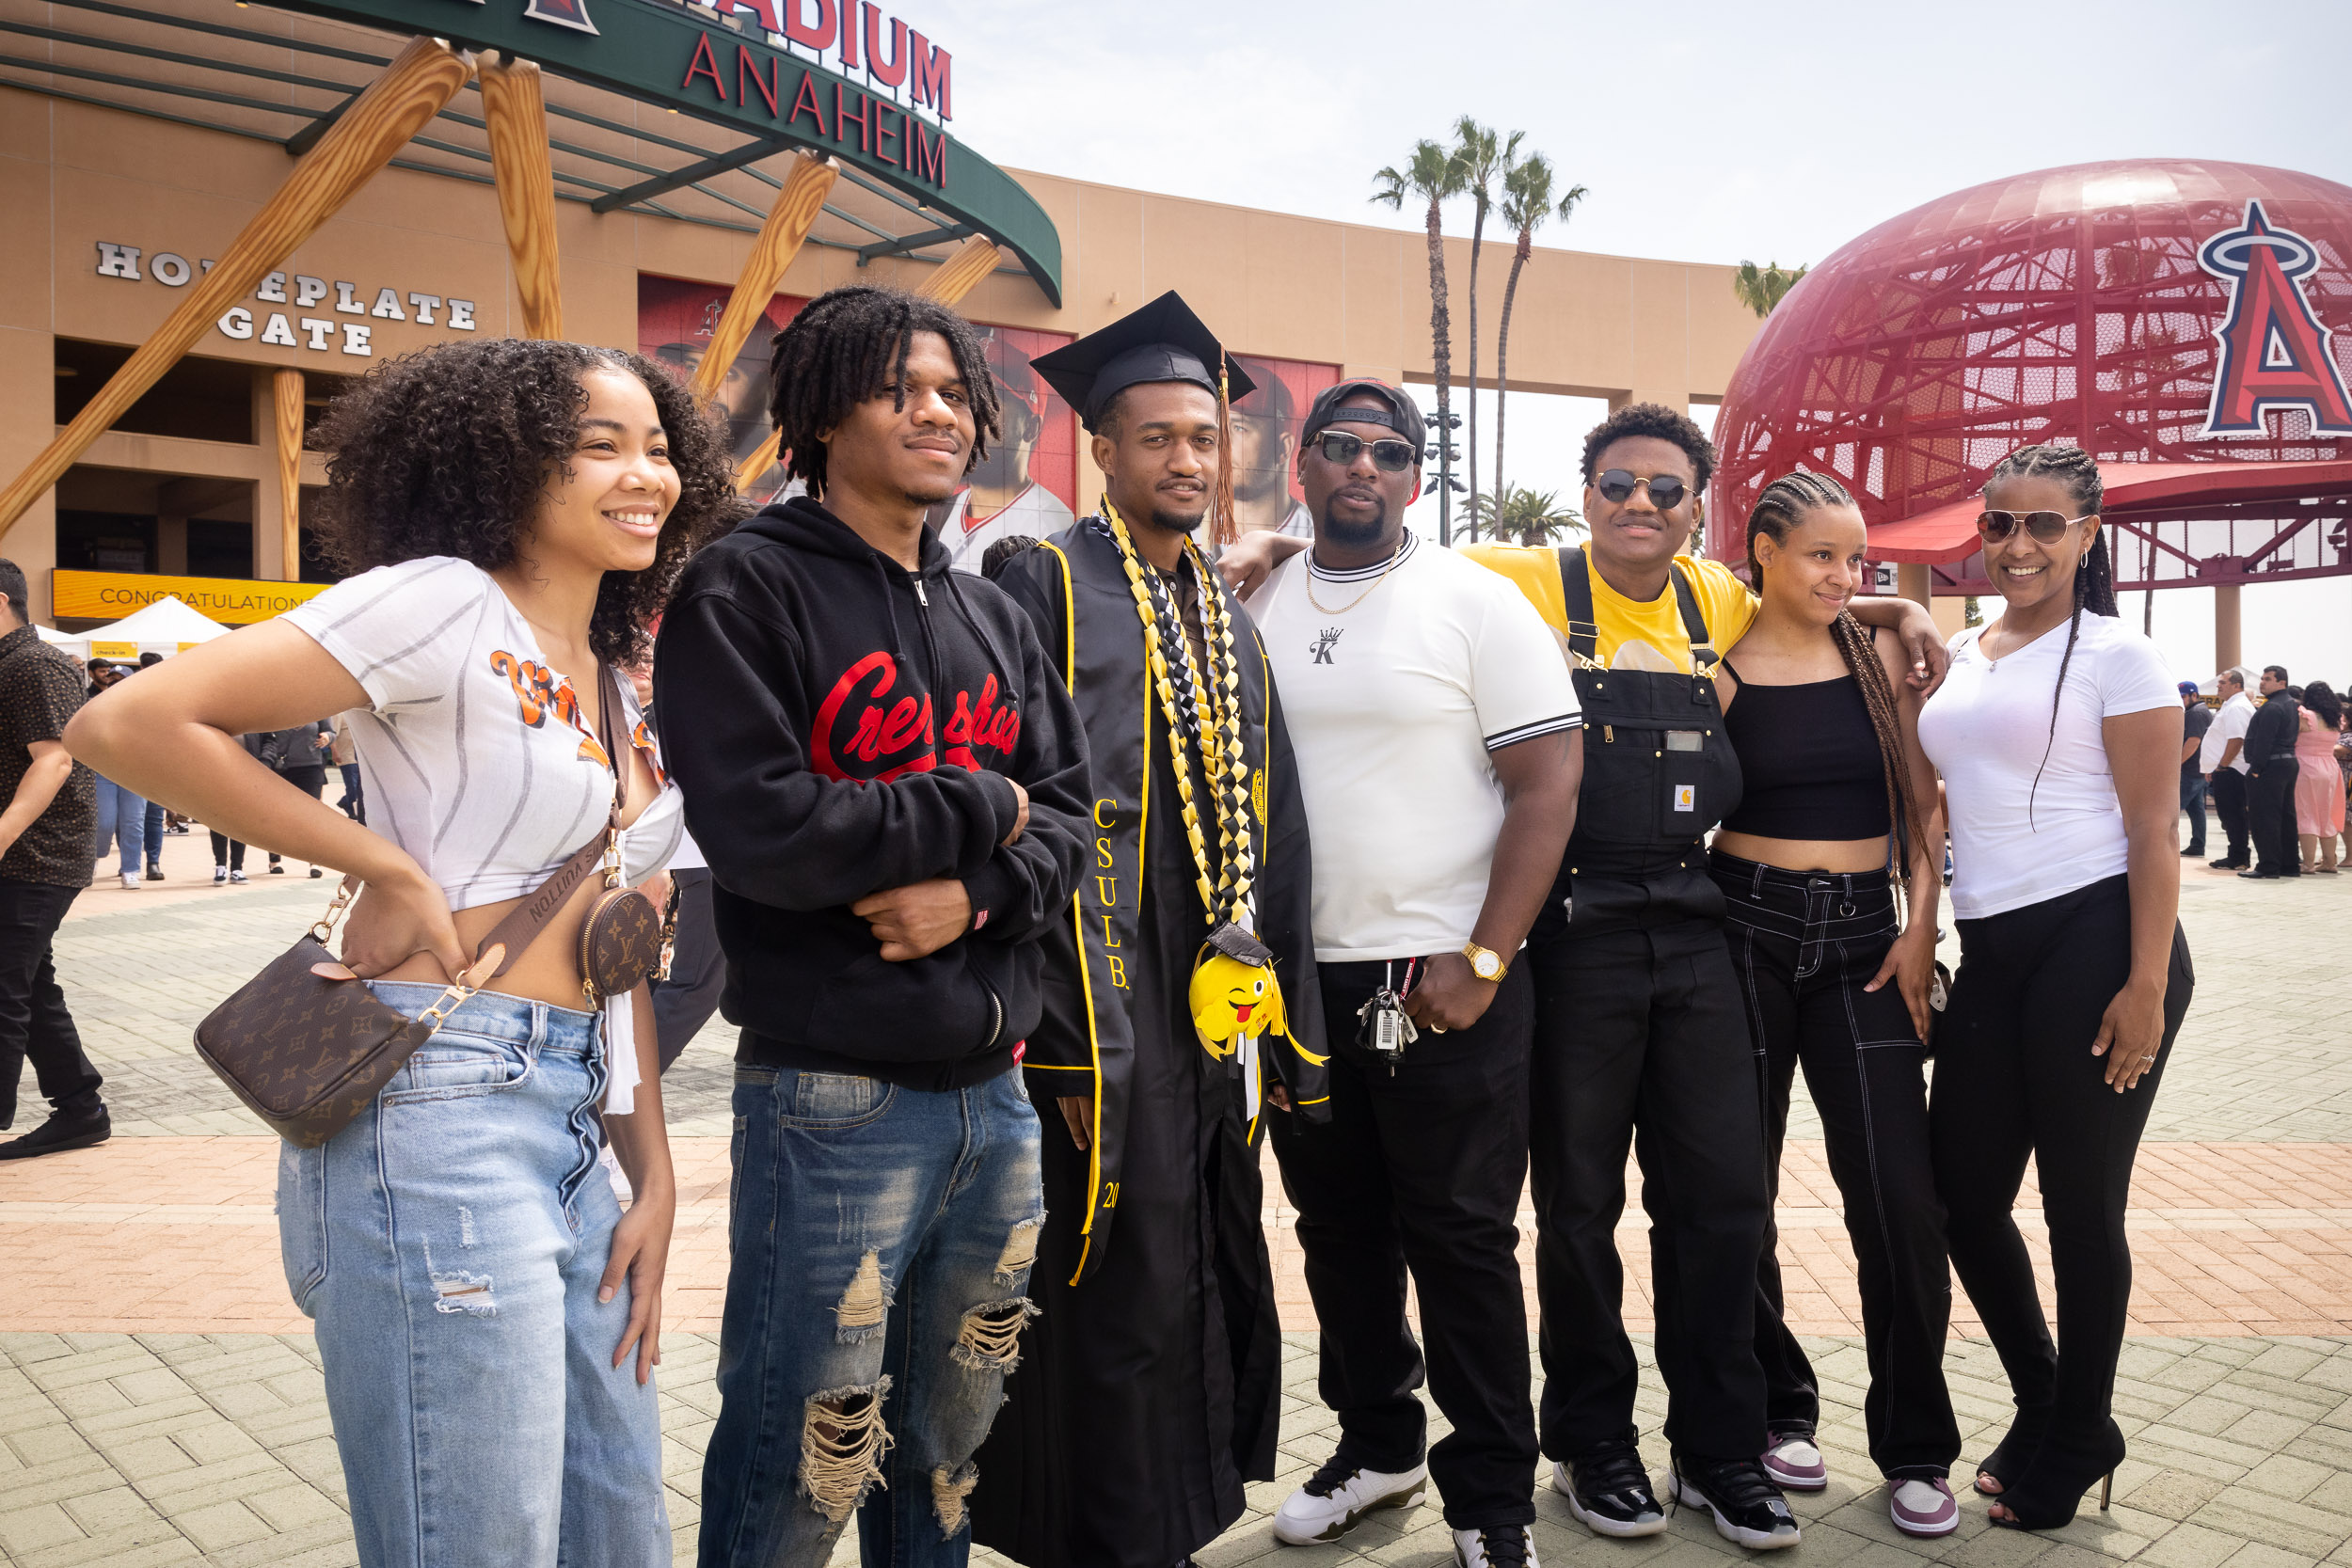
[194,666,673,1147]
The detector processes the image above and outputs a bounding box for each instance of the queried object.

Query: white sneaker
[1272,1456,1427,1544]
[213,866,228,885]
[119,872,139,891]
[1453,1525,1537,1567]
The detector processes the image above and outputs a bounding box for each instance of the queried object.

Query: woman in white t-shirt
[67,340,738,1567]
[1915,445,2192,1533]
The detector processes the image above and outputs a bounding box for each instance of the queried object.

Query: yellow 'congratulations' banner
[54,570,327,626]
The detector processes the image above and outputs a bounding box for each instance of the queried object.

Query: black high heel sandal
[1971,1404,2053,1497]
[1988,1420,2126,1531]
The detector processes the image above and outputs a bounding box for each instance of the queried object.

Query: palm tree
[1733,260,1808,318]
[1493,155,1585,500]
[1470,484,1584,547]
[1373,139,1466,539]
[1451,119,1518,526]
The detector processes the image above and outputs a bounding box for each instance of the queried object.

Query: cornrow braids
[1986,443,2119,827]
[765,284,1002,501]
[1744,469,1932,892]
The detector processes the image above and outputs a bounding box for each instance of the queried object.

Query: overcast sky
[914,0,2352,680]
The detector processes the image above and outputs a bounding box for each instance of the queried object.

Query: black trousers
[2208,768,2249,863]
[1710,852,1960,1480]
[2249,761,2302,876]
[209,832,246,872]
[1526,888,1771,1463]
[2178,773,2205,855]
[651,867,724,1071]
[1930,875,2192,1447]
[1269,960,1538,1529]
[0,879,99,1127]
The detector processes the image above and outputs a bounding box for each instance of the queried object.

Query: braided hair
[766,285,1002,501]
[1984,443,2118,827]
[1744,470,1931,884]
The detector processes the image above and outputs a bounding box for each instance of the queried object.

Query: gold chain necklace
[1302,535,1408,615]
[1103,503,1256,925]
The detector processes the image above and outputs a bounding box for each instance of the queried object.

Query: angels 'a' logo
[519,0,599,34]
[2196,199,2352,439]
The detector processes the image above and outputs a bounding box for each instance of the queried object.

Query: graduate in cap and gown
[971,293,1329,1568]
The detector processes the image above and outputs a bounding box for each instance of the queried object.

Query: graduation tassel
[1215,355,1238,546]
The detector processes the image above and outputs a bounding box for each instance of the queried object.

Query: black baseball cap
[1303,379,1427,460]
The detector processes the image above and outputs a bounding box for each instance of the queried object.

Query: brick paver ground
[1,840,2346,1565]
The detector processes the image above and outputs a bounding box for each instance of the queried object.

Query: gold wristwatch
[1461,942,1507,983]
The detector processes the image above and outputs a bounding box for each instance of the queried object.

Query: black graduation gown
[971,522,1327,1568]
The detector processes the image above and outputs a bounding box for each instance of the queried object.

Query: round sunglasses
[1593,469,1689,509]
[1311,431,1420,472]
[1977,510,2095,545]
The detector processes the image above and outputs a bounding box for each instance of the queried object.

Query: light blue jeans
[90,775,143,876]
[276,982,669,1568]
[698,1065,1044,1568]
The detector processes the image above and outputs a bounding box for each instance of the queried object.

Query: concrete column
[251,371,288,581]
[0,328,59,622]
[1897,562,1932,608]
[2214,583,2241,673]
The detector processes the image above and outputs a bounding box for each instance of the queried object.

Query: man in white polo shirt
[2201,665,2256,870]
[1249,381,1581,1568]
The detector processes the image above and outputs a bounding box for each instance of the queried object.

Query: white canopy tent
[50,595,232,661]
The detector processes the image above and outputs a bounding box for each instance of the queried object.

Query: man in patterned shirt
[0,560,106,1159]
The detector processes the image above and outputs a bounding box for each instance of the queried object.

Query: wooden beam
[735,430,782,494]
[917,235,1001,305]
[0,35,474,537]
[692,150,838,403]
[479,55,563,341]
[274,369,304,581]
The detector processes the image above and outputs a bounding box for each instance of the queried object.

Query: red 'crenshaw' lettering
[811,649,1018,783]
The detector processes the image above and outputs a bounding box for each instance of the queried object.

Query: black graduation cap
[1031,292,1257,433]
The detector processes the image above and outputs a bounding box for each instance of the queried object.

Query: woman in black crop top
[1708,472,1961,1538]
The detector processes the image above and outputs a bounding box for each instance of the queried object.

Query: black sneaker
[1550,1448,1667,1538]
[0,1103,111,1160]
[2209,855,2248,870]
[1451,1524,1535,1567]
[1671,1454,1800,1550]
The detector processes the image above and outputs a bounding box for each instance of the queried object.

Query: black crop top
[1718,666,1892,841]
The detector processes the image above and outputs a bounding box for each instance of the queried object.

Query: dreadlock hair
[1581,401,1717,493]
[1985,443,2118,828]
[766,285,1002,502]
[1744,470,1932,890]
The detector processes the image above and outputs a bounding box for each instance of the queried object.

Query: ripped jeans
[276,984,668,1568]
[699,1065,1044,1568]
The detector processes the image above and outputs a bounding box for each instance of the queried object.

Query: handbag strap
[470,662,634,979]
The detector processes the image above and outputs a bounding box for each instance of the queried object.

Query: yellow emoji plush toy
[1189,952,1287,1059]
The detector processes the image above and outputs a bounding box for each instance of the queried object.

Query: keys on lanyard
[1355,958,1421,1074]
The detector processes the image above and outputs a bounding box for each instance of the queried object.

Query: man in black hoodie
[657,286,1089,1568]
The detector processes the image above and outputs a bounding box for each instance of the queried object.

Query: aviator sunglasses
[1593,468,1689,509]
[1311,431,1420,471]
[1977,510,2096,545]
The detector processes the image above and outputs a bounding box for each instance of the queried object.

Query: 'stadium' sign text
[518,0,951,121]
[91,242,479,360]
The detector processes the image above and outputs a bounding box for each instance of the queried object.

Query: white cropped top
[282,556,685,911]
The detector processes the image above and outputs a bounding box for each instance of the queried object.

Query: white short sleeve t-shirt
[2201,690,2255,775]
[282,556,685,914]
[1249,531,1581,961]
[1918,612,2182,919]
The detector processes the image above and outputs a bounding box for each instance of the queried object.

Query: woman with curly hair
[67,338,737,1568]
[1918,444,2193,1531]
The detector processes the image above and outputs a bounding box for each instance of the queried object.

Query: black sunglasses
[1311,432,1419,471]
[1594,468,1688,509]
[1977,510,2095,545]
